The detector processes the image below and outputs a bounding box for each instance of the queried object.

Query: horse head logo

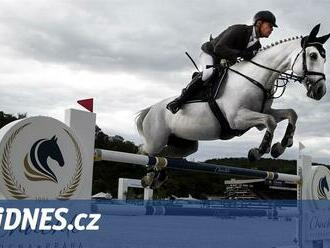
[24,136,64,183]
[317,176,329,200]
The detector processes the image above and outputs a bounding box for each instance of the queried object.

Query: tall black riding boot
[166,74,203,114]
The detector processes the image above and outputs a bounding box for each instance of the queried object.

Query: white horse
[136,24,329,162]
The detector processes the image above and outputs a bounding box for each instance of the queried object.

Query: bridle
[222,42,326,112]
[291,42,326,88]
[228,43,326,100]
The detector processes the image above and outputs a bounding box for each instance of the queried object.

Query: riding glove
[239,49,255,60]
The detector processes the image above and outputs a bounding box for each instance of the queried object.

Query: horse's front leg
[264,108,298,158]
[231,108,277,161]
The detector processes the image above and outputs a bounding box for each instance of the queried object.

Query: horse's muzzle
[307,79,326,100]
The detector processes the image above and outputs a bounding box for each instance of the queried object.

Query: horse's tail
[135,106,151,137]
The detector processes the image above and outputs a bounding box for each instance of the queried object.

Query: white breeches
[199,51,214,81]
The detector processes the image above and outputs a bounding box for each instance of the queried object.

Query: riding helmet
[253,10,278,27]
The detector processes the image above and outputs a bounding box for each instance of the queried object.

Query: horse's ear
[51,135,57,142]
[317,33,330,44]
[301,36,309,48]
[309,24,321,40]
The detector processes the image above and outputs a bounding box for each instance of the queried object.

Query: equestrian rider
[166,10,277,114]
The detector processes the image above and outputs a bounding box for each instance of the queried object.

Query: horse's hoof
[151,170,168,189]
[141,170,168,189]
[248,148,261,162]
[286,138,293,147]
[271,142,285,158]
[281,137,293,148]
[141,172,155,188]
[264,147,271,154]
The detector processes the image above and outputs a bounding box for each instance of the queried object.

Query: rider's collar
[252,26,259,41]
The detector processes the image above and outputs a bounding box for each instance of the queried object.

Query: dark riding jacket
[201,24,261,63]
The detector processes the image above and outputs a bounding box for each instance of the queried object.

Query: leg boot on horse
[141,168,168,189]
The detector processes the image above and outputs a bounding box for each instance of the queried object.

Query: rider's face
[259,21,273,38]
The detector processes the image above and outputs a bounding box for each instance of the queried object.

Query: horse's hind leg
[141,136,198,189]
[139,128,171,189]
[139,118,170,156]
[159,135,198,158]
[139,133,169,156]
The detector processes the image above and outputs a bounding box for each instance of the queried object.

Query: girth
[207,68,250,140]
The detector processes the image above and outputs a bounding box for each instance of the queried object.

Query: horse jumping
[136,24,329,161]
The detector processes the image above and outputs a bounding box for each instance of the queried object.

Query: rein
[248,60,303,82]
[230,57,303,100]
[226,67,270,97]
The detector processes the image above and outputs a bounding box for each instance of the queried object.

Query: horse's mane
[259,35,304,51]
[236,35,304,63]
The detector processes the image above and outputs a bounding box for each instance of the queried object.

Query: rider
[166,10,277,114]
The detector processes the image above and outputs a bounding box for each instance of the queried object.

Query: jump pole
[94,149,301,183]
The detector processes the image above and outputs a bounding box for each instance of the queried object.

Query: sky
[0,0,330,163]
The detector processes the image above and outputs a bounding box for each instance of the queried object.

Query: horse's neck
[235,40,300,89]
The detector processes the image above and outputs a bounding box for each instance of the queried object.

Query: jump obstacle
[93,142,320,202]
[94,149,300,182]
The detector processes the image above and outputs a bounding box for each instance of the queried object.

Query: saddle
[186,67,249,140]
[185,64,230,103]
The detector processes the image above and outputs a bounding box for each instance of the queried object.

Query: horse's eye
[310,52,318,60]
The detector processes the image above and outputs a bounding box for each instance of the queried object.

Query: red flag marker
[77,98,94,112]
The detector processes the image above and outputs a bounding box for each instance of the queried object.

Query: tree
[0,111,26,129]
